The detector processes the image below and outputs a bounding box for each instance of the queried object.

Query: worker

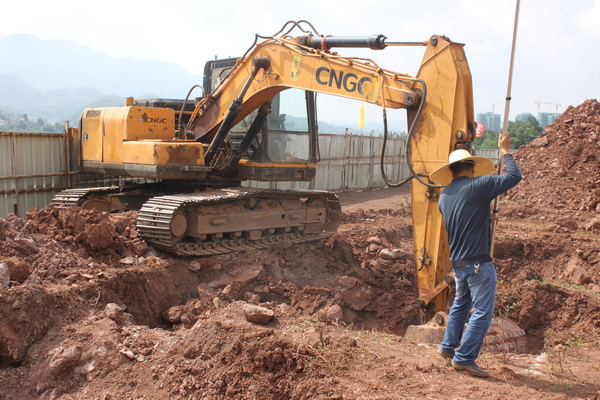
[429,134,522,378]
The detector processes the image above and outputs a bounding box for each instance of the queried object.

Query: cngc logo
[138,113,168,124]
[315,67,375,97]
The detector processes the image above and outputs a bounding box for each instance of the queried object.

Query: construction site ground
[1,100,599,399]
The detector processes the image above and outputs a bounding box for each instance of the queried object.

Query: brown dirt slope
[510,98,600,213]
[494,99,600,349]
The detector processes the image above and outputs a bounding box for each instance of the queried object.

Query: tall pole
[491,0,521,257]
[501,0,520,138]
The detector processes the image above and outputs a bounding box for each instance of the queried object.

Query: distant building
[515,113,535,122]
[538,112,560,127]
[476,112,501,131]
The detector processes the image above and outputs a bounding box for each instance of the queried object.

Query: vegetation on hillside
[2,106,546,148]
[474,116,543,149]
[0,110,64,133]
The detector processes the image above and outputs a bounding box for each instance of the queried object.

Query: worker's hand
[498,133,511,155]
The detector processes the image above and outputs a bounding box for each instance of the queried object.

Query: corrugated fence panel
[0,134,14,216]
[16,134,67,214]
[244,133,408,191]
[0,132,68,216]
[472,148,509,164]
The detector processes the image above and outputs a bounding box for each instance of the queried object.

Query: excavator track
[51,187,118,208]
[53,187,342,257]
[137,188,341,256]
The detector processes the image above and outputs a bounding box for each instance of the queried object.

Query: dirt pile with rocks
[490,99,600,352]
[0,203,428,399]
[0,191,597,399]
[501,99,600,280]
[510,98,600,216]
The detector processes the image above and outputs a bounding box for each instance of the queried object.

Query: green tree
[43,122,63,133]
[473,129,499,149]
[473,116,543,149]
[507,117,543,148]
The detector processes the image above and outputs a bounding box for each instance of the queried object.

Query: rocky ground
[0,100,599,399]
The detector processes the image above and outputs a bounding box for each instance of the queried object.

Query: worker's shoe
[451,360,489,378]
[437,348,454,360]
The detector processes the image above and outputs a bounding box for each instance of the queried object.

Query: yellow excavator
[52,21,525,349]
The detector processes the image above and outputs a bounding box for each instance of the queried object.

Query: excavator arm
[184,28,476,322]
[51,22,527,348]
[57,21,479,326]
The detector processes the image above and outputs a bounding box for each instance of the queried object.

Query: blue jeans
[439,261,497,363]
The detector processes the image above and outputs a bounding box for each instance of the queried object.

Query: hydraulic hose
[178,84,205,137]
[380,78,444,189]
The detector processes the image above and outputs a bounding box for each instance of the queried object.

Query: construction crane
[535,100,561,114]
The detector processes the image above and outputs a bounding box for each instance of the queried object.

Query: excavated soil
[0,100,599,399]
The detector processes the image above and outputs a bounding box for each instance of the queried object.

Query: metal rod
[64,121,73,188]
[501,0,521,138]
[303,35,428,50]
[0,171,79,181]
[0,186,68,196]
[0,131,65,138]
[381,40,428,47]
[306,35,387,50]
[491,0,521,257]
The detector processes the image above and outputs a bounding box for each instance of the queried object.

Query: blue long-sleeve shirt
[439,154,522,264]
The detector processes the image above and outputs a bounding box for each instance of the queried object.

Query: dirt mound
[0,202,440,399]
[491,99,600,354]
[0,206,149,285]
[509,98,600,214]
[506,98,600,284]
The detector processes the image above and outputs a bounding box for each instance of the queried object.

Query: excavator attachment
[404,312,527,353]
[50,20,527,349]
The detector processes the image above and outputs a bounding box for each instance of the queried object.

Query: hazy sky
[2,0,598,125]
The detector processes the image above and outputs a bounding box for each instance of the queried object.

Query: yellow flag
[358,103,365,129]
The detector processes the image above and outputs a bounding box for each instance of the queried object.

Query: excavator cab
[203,58,319,182]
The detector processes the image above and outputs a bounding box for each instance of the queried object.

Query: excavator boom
[189,36,419,146]
[51,21,525,350]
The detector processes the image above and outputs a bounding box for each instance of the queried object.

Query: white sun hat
[429,149,496,186]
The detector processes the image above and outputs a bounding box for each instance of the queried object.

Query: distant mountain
[0,73,121,120]
[0,34,400,133]
[0,73,41,111]
[0,33,201,98]
[0,33,203,120]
